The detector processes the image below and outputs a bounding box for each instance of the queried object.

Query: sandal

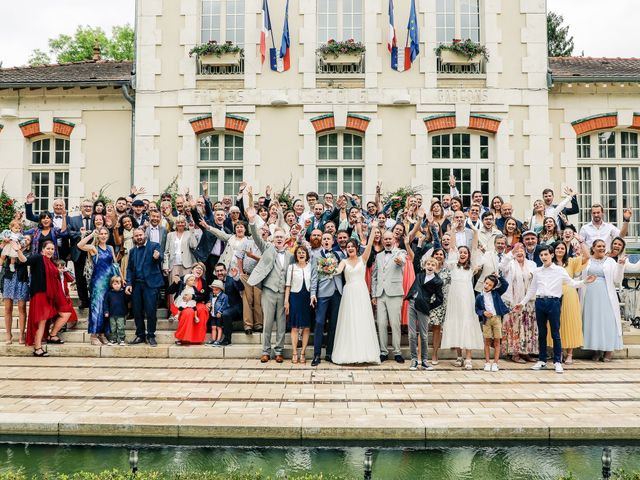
[300,354,306,364]
[47,336,64,344]
[453,357,464,367]
[291,353,298,364]
[5,335,12,346]
[565,355,574,365]
[97,334,109,345]
[90,336,101,346]
[512,355,526,364]
[33,348,49,357]
[19,334,25,345]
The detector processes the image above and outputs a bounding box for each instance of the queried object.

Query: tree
[27,24,134,66]
[547,11,574,57]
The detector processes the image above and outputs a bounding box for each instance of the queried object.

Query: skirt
[26,291,72,346]
[289,284,312,329]
[174,304,209,343]
[2,275,29,302]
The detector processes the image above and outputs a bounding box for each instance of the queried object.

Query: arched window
[317,0,363,43]
[429,133,491,207]
[576,130,639,238]
[198,132,243,198]
[201,0,244,45]
[317,132,363,196]
[30,137,70,212]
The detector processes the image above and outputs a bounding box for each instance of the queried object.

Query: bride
[331,227,381,364]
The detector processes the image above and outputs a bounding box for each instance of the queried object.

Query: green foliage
[317,39,365,57]
[188,40,243,58]
[276,176,295,210]
[435,39,489,60]
[27,24,134,66]
[547,11,574,57]
[382,185,423,219]
[0,470,353,480]
[0,184,17,232]
[160,174,180,208]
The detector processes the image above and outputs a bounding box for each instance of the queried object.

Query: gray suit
[371,248,407,357]
[145,225,167,254]
[248,221,293,356]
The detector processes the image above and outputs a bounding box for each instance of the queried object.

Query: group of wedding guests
[1,178,638,373]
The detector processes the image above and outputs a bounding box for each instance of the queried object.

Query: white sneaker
[464,360,473,370]
[554,362,564,374]
[491,363,500,372]
[531,361,547,371]
[119,341,126,346]
[9,264,15,272]
[483,362,492,371]
[107,341,115,346]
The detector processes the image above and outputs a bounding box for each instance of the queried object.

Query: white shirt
[285,263,312,293]
[520,264,585,304]
[482,291,496,316]
[173,237,182,265]
[423,272,435,284]
[276,250,286,268]
[579,221,620,249]
[149,225,160,244]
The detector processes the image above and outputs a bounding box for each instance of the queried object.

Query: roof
[550,57,640,82]
[0,60,132,88]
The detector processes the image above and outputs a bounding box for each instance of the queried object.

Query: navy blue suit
[220,275,244,343]
[126,241,164,339]
[475,278,510,322]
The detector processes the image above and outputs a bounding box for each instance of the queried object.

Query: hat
[229,206,241,213]
[522,230,537,237]
[131,199,145,207]
[209,279,224,290]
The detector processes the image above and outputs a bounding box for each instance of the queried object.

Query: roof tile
[549,57,640,80]
[0,60,132,86]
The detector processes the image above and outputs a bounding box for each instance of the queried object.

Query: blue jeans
[313,291,341,357]
[535,297,562,363]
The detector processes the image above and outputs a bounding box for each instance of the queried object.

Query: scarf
[43,255,64,303]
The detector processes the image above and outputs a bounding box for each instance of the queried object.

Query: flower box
[439,49,483,66]
[199,52,241,66]
[321,52,363,65]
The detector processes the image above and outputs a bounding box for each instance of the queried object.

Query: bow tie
[54,215,62,219]
[385,250,393,254]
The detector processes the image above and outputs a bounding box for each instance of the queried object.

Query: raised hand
[449,175,456,187]
[618,255,628,265]
[265,185,272,197]
[623,209,632,222]
[25,192,35,204]
[201,181,208,193]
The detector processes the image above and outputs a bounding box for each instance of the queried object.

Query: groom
[371,231,407,363]
[310,232,344,366]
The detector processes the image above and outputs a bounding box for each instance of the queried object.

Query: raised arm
[619,209,632,239]
[361,226,378,264]
[77,230,97,254]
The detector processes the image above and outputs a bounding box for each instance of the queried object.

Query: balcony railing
[316,54,365,75]
[437,56,486,75]
[197,54,245,76]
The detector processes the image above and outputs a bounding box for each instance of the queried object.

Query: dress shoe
[311,356,321,367]
[379,354,388,363]
[148,337,158,347]
[395,355,405,364]
[78,303,89,311]
[254,326,263,332]
[260,354,270,363]
[219,340,230,346]
[245,329,253,335]
[129,336,146,345]
[324,355,332,363]
[275,355,284,363]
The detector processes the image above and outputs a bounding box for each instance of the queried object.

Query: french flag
[260,0,277,70]
[388,0,398,71]
[278,0,291,72]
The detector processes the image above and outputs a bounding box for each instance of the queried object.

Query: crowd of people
[1,177,639,373]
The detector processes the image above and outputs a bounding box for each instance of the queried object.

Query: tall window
[317,0,363,43]
[201,0,245,45]
[430,133,491,206]
[30,138,70,212]
[577,131,639,238]
[198,133,243,198]
[317,132,364,196]
[436,0,480,44]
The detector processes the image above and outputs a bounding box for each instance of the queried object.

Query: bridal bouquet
[318,256,338,277]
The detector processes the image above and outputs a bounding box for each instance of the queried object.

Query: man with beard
[304,203,331,240]
[306,229,323,258]
[24,194,72,260]
[334,230,350,258]
[115,197,129,218]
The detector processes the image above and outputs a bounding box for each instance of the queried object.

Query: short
[210,315,222,328]
[482,315,502,339]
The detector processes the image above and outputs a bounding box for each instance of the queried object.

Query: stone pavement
[1,356,640,441]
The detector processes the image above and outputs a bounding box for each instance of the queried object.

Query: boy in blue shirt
[104,276,128,346]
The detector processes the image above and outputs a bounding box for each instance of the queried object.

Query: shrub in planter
[435,39,489,62]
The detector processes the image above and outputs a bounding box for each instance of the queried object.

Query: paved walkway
[1,356,640,440]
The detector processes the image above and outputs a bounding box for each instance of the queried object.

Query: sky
[0,0,638,68]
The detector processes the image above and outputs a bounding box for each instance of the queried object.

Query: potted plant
[435,39,489,65]
[317,39,365,65]
[189,40,243,66]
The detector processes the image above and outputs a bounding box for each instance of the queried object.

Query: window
[30,138,70,212]
[431,133,472,159]
[317,132,363,196]
[198,132,243,198]
[436,0,480,44]
[201,0,245,45]
[432,167,490,208]
[577,130,640,239]
[317,0,363,43]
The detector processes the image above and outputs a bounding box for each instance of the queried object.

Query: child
[55,259,78,326]
[174,274,197,315]
[404,257,444,371]
[208,279,228,347]
[104,276,128,346]
[475,274,510,372]
[1,220,26,273]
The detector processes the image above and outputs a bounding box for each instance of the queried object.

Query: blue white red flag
[405,0,420,71]
[388,0,398,71]
[261,0,278,70]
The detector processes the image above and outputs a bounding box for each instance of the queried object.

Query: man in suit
[245,204,293,363]
[371,231,407,363]
[125,228,164,346]
[309,232,344,366]
[67,199,95,309]
[24,193,73,260]
[194,208,230,287]
[474,234,508,294]
[304,203,331,240]
[208,262,244,346]
[543,187,579,229]
[450,210,474,250]
[145,210,168,307]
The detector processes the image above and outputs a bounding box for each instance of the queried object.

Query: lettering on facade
[437,89,489,103]
[206,89,370,105]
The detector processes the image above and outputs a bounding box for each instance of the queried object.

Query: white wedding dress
[331,258,381,364]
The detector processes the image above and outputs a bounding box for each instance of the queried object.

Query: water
[1,441,639,479]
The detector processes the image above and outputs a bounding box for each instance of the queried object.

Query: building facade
[0,0,639,241]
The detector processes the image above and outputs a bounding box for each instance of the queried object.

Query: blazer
[194,222,230,262]
[168,275,209,304]
[304,210,332,240]
[223,275,244,307]
[209,292,229,318]
[145,225,167,255]
[475,278,510,321]
[405,271,444,315]
[247,221,293,292]
[474,250,507,292]
[126,241,165,289]
[371,248,407,298]
[163,230,199,270]
[451,228,474,250]
[310,249,344,298]
[25,203,72,258]
[68,214,94,262]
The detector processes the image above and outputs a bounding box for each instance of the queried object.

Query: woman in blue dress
[77,227,118,345]
[582,239,626,361]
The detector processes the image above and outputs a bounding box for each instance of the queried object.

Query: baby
[174,273,197,314]
[0,220,26,273]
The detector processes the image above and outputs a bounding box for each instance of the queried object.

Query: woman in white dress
[441,221,484,370]
[331,228,381,365]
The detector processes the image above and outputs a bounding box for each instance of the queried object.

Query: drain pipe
[121,83,135,186]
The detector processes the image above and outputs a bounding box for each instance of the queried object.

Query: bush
[0,471,354,480]
[0,184,17,232]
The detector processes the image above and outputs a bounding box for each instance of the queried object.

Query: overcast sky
[0,0,638,67]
